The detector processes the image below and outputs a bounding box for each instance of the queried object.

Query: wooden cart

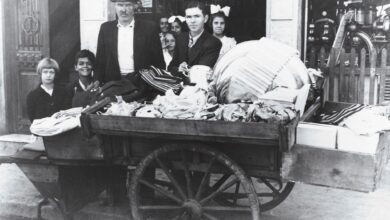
[79,103,299,220]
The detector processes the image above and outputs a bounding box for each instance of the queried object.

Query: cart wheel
[214,176,294,212]
[129,143,261,220]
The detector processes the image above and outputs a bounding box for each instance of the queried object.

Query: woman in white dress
[209,5,236,58]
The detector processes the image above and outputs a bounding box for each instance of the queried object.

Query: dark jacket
[95,19,166,84]
[26,85,71,122]
[168,31,222,77]
[66,79,93,108]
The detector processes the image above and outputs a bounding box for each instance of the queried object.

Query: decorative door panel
[3,0,49,132]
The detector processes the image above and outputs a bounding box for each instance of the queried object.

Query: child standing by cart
[26,58,71,122]
[67,49,99,107]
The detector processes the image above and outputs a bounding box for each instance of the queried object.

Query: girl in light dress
[209,6,236,58]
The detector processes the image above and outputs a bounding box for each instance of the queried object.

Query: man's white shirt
[117,20,135,74]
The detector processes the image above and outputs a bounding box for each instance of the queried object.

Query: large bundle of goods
[211,38,310,104]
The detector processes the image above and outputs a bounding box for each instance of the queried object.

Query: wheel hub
[183,199,202,218]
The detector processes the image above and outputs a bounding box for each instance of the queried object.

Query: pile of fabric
[30,107,83,136]
[102,86,297,124]
[319,104,390,135]
[210,38,311,104]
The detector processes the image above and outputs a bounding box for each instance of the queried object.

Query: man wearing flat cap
[95,0,165,100]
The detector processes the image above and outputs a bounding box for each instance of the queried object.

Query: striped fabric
[319,104,367,125]
[139,66,183,93]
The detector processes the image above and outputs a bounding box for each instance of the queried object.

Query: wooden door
[3,0,50,133]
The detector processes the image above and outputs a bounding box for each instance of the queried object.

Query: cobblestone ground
[0,163,390,220]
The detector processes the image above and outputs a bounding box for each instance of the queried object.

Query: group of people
[27,0,238,123]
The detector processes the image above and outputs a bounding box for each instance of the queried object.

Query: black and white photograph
[0,0,390,219]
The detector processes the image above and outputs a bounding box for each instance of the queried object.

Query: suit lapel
[134,19,141,70]
[188,31,208,65]
[111,21,119,64]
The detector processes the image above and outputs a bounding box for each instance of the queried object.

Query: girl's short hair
[36,57,60,75]
[74,49,96,68]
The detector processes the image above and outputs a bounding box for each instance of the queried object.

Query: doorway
[2,0,80,133]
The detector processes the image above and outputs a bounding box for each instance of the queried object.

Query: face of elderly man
[114,1,136,24]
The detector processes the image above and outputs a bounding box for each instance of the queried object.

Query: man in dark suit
[95,0,165,86]
[168,1,222,78]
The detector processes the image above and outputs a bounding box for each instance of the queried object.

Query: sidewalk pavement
[1,162,390,220]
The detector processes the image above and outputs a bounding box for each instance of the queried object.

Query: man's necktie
[188,36,194,48]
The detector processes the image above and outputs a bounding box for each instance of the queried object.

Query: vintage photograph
[0,0,389,219]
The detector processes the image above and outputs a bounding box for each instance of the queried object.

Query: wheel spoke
[203,206,251,212]
[139,179,183,204]
[139,205,182,210]
[232,182,240,205]
[200,177,240,205]
[156,157,187,200]
[260,177,280,195]
[211,174,230,191]
[195,156,216,200]
[203,212,220,220]
[181,149,193,199]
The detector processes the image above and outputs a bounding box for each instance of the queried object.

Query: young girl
[162,32,176,68]
[210,9,237,58]
[168,15,186,35]
[26,58,71,122]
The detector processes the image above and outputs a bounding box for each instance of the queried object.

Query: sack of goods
[211,37,310,104]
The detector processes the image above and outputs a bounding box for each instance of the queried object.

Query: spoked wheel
[214,176,294,212]
[129,143,261,220]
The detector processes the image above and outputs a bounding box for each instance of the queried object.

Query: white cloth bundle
[212,38,310,103]
[30,107,82,136]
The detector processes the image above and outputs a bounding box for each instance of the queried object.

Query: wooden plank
[282,141,386,192]
[339,49,346,102]
[369,52,377,104]
[379,49,387,104]
[333,67,381,77]
[328,48,336,101]
[348,48,356,103]
[87,115,283,142]
[358,48,366,103]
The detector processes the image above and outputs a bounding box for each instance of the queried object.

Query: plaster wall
[266,0,303,53]
[80,0,115,54]
[0,2,7,134]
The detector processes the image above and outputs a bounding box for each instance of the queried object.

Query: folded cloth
[319,104,367,125]
[30,108,82,136]
[340,107,390,135]
[97,79,140,102]
[22,136,45,151]
[139,66,183,94]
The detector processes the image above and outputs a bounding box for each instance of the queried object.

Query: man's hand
[178,62,190,77]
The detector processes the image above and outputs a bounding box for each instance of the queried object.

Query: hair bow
[210,4,230,17]
[168,15,185,23]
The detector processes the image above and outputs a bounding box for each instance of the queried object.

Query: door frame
[2,0,50,133]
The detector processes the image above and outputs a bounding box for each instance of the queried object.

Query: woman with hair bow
[210,4,237,58]
[168,15,186,34]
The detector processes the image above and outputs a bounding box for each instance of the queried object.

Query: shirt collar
[78,80,90,91]
[189,30,204,43]
[117,19,135,28]
[40,84,53,96]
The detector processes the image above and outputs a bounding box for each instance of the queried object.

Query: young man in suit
[95,0,165,98]
[168,1,222,78]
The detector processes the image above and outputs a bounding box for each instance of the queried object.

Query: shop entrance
[2,0,80,133]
